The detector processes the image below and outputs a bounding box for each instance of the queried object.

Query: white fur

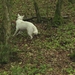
[13,14,38,39]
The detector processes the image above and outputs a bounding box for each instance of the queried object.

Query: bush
[70,52,75,62]
[0,44,18,64]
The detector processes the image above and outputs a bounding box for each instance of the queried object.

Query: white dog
[13,14,38,39]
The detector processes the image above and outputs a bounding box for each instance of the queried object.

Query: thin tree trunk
[33,0,41,23]
[2,0,11,45]
[68,0,75,4]
[53,0,63,27]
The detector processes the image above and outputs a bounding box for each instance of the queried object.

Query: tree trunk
[2,0,11,45]
[68,0,75,4]
[53,0,63,27]
[33,0,41,23]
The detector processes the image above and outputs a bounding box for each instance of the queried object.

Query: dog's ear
[18,14,20,17]
[23,15,24,17]
[22,15,24,18]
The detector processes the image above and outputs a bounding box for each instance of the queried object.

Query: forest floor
[0,22,75,75]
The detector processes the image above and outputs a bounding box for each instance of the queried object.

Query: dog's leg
[13,29,19,36]
[16,31,23,35]
[28,32,33,39]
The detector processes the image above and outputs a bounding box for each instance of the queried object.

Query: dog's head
[17,14,24,20]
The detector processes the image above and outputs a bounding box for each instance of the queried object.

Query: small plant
[23,64,47,75]
[0,71,8,75]
[10,65,23,75]
[64,66,75,75]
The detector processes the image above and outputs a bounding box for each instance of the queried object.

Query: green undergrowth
[0,63,51,75]
[34,23,75,51]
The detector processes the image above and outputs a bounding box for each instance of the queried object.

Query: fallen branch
[23,16,69,23]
